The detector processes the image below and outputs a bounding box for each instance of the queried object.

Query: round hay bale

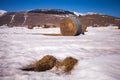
[60,17,82,36]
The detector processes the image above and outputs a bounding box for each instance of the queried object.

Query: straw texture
[60,17,82,36]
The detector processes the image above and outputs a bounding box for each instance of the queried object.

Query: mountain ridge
[0,9,120,28]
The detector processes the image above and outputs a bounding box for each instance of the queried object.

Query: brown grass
[37,25,41,27]
[55,56,78,74]
[21,55,78,74]
[118,26,120,29]
[27,25,34,29]
[82,24,87,34]
[34,55,57,71]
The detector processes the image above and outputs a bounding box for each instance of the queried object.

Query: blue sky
[0,0,120,17]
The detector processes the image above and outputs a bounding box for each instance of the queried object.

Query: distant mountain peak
[86,12,103,15]
[0,10,7,16]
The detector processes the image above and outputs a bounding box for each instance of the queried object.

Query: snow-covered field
[0,26,120,80]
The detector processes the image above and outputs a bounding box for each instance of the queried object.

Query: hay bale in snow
[60,17,82,36]
[34,55,57,71]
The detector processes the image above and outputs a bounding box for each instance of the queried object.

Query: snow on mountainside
[0,10,7,16]
[86,12,99,15]
[73,11,84,16]
[73,12,104,16]
[85,12,104,16]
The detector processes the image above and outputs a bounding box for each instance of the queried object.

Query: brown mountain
[0,9,76,28]
[0,9,120,28]
[79,12,120,27]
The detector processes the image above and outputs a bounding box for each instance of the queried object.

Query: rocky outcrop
[29,9,74,15]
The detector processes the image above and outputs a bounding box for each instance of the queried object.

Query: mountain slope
[79,13,120,27]
[0,9,120,28]
[0,9,76,27]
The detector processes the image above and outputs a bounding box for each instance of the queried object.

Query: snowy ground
[0,26,120,80]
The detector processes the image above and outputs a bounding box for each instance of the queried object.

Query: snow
[86,12,98,15]
[73,11,104,16]
[73,11,84,16]
[0,10,7,16]
[10,15,15,23]
[0,26,120,80]
[86,12,103,15]
[22,11,28,25]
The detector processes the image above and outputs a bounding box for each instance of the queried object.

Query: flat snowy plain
[0,26,120,80]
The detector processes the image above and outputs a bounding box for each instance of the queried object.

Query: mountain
[0,9,120,28]
[79,12,120,27]
[0,10,7,16]
[0,9,76,28]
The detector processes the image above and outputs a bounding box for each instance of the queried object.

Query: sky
[0,0,120,18]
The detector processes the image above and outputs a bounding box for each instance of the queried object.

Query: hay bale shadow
[42,34,62,36]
